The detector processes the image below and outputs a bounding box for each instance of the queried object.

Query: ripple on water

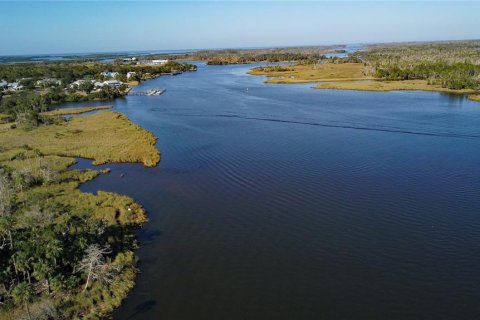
[60,63,480,320]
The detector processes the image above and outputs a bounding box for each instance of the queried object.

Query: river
[64,62,480,320]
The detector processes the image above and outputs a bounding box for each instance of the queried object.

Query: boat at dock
[128,88,166,96]
[146,88,166,96]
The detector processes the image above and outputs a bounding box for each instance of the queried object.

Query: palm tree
[12,282,33,320]
[32,260,54,293]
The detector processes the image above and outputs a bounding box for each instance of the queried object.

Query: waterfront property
[70,79,95,88]
[70,79,124,89]
[144,59,169,65]
[103,79,124,88]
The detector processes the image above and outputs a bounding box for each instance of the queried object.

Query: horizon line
[1,38,479,58]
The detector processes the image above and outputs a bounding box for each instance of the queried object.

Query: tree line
[354,41,480,90]
[0,60,196,85]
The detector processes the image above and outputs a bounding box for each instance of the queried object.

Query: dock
[128,88,166,96]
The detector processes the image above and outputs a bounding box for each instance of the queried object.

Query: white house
[69,79,95,88]
[103,80,124,88]
[152,59,168,65]
[101,71,119,78]
[7,83,23,91]
[126,72,137,79]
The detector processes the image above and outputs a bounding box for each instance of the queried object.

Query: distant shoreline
[248,41,480,103]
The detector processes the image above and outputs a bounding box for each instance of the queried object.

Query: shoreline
[249,63,480,102]
[0,105,160,319]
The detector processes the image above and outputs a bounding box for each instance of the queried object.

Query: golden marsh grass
[249,63,479,100]
[249,63,370,83]
[315,80,477,94]
[0,110,160,167]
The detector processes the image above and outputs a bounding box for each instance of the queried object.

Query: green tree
[78,81,94,94]
[32,260,54,293]
[12,282,33,320]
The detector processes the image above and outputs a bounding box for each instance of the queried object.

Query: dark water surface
[66,62,480,320]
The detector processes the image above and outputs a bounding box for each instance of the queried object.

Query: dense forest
[355,41,480,90]
[0,162,141,319]
[205,52,329,65]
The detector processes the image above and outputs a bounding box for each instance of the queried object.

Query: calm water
[66,62,480,320]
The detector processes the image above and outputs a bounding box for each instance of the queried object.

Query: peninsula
[249,41,480,102]
[0,106,159,319]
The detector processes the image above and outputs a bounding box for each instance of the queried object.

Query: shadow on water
[139,229,163,246]
[123,300,157,320]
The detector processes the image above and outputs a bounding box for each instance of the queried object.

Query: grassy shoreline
[314,79,477,94]
[0,111,160,167]
[469,94,480,102]
[249,63,480,101]
[248,63,371,83]
[41,105,113,116]
[0,107,159,319]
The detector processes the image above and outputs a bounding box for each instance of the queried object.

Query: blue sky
[1,1,479,55]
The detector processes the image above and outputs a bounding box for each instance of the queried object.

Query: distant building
[7,83,23,91]
[101,71,119,78]
[122,57,137,62]
[103,80,124,88]
[126,72,137,79]
[36,78,62,86]
[0,80,7,90]
[70,79,95,88]
[152,59,168,65]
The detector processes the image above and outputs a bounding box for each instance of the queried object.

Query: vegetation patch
[315,79,476,94]
[41,106,112,116]
[0,110,160,167]
[0,107,159,319]
[469,94,480,102]
[249,63,370,83]
[0,113,9,123]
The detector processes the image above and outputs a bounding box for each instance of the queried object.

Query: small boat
[146,88,166,96]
